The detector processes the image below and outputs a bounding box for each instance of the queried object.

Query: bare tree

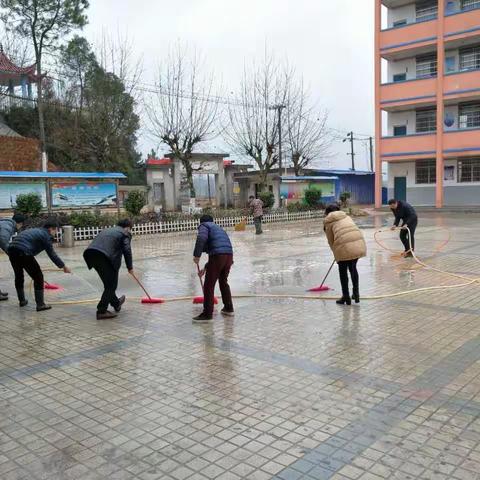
[285,79,331,176]
[226,53,292,190]
[146,45,220,199]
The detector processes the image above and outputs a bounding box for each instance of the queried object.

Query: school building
[375,0,480,207]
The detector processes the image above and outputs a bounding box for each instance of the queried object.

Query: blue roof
[281,176,339,181]
[0,171,126,179]
[314,169,374,176]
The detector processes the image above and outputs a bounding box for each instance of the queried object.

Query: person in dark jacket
[83,219,134,320]
[193,215,234,323]
[8,220,71,311]
[388,199,418,257]
[0,213,25,300]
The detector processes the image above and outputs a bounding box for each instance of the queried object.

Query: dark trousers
[9,248,44,295]
[254,216,263,234]
[203,254,234,316]
[400,220,417,252]
[338,259,359,298]
[84,250,120,313]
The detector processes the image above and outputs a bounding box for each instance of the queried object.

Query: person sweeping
[249,195,264,235]
[0,213,26,300]
[193,214,234,323]
[324,204,366,305]
[388,199,418,257]
[8,220,71,311]
[83,219,134,320]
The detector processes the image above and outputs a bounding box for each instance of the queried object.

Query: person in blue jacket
[0,213,25,300]
[193,215,234,323]
[8,220,71,311]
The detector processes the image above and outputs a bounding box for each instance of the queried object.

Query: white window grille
[416,1,438,21]
[416,108,437,133]
[416,54,437,78]
[458,158,480,182]
[416,160,437,184]
[460,45,480,71]
[459,103,480,129]
[462,0,480,10]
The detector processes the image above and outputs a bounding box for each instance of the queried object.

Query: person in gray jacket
[8,220,71,311]
[0,213,26,300]
[83,219,134,320]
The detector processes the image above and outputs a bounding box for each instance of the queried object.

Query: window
[416,54,437,78]
[393,125,407,136]
[393,19,407,27]
[416,160,436,184]
[416,108,437,133]
[393,73,407,82]
[458,158,480,182]
[459,103,480,129]
[460,45,480,71]
[416,1,438,21]
[461,0,480,10]
[445,56,456,73]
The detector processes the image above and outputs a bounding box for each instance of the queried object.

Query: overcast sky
[85,0,375,171]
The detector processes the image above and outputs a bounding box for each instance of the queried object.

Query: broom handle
[129,271,152,300]
[196,264,205,292]
[320,260,336,289]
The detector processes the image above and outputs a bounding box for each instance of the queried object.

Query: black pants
[338,259,359,298]
[400,220,417,252]
[84,250,120,313]
[9,248,44,293]
[204,254,234,316]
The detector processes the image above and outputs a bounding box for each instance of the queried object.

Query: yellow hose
[36,226,479,306]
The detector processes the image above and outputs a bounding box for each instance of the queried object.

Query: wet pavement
[1,212,480,479]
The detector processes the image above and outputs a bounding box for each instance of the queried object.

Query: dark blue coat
[393,201,418,228]
[193,222,233,257]
[0,218,16,253]
[84,226,133,271]
[8,227,65,268]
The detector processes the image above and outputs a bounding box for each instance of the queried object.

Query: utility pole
[270,104,286,207]
[346,131,355,171]
[369,136,374,172]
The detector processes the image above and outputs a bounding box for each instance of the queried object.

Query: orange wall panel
[380,21,437,54]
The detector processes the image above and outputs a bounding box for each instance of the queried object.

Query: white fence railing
[57,210,323,243]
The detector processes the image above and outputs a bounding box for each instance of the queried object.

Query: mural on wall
[280,181,335,201]
[51,182,117,207]
[0,183,47,209]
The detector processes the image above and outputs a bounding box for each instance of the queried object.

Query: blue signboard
[51,182,117,207]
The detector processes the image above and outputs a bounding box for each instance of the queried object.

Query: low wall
[58,210,324,243]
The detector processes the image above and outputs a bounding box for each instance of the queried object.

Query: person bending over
[388,199,418,257]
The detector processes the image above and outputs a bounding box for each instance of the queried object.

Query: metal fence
[59,210,323,243]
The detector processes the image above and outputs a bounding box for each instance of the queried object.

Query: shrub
[124,191,146,217]
[258,191,275,209]
[15,192,43,217]
[339,191,351,208]
[286,201,325,213]
[304,188,322,208]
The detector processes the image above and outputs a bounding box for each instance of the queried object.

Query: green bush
[304,188,322,208]
[258,191,275,209]
[15,192,43,217]
[339,191,351,208]
[124,191,146,217]
[286,201,325,213]
[67,211,117,228]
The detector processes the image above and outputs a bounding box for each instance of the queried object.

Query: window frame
[461,0,480,11]
[415,159,437,184]
[393,73,407,82]
[393,19,408,27]
[393,125,407,136]
[416,53,438,79]
[459,102,480,129]
[458,158,480,183]
[459,45,480,72]
[416,0,438,21]
[416,108,437,133]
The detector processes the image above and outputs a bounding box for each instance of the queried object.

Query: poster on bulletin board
[0,183,47,209]
[51,182,117,207]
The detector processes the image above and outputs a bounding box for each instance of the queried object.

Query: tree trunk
[292,153,301,176]
[36,58,47,172]
[183,159,196,198]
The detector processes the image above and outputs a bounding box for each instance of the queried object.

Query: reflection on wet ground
[1,212,480,479]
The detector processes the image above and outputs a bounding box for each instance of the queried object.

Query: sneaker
[19,300,28,307]
[114,295,126,313]
[0,295,8,302]
[97,311,118,320]
[193,313,213,323]
[404,251,413,258]
[36,304,52,312]
[221,308,235,317]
